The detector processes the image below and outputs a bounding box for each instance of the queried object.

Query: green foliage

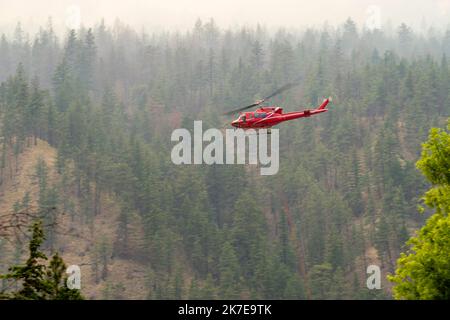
[416,123,450,186]
[389,121,450,299]
[389,213,450,299]
[218,241,240,299]
[0,221,83,300]
[309,263,333,299]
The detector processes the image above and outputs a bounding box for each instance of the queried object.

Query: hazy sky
[0,0,449,34]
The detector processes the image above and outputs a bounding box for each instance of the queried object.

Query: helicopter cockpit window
[240,115,246,122]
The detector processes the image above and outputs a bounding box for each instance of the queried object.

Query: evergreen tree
[0,221,83,300]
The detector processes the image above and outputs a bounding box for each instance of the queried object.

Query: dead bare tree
[0,205,57,244]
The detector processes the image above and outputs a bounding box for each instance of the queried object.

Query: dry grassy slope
[0,140,56,215]
[0,139,148,299]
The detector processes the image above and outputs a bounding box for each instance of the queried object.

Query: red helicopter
[224,82,331,130]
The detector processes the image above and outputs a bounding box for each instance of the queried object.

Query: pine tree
[0,221,83,299]
[218,241,240,299]
[309,263,333,299]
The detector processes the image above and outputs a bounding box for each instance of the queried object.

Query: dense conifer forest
[1,18,450,299]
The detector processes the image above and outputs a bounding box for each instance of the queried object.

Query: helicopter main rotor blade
[262,81,299,100]
[223,102,262,116]
[222,79,302,116]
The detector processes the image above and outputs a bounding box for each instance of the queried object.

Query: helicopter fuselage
[231,98,330,129]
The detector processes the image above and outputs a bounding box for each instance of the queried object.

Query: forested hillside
[1,18,450,299]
